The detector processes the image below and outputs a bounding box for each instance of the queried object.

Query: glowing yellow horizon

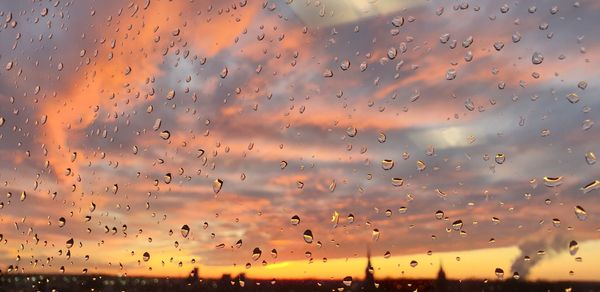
[106,240,599,282]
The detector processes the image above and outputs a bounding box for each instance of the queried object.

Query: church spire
[363,245,376,291]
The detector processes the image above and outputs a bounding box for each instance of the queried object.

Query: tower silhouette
[436,263,448,292]
[362,247,376,291]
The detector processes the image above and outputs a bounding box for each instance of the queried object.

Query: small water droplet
[58,217,66,227]
[416,160,426,171]
[495,153,506,164]
[372,228,380,241]
[566,93,580,104]
[585,152,596,165]
[159,130,171,140]
[452,220,463,231]
[392,178,404,187]
[435,210,444,220]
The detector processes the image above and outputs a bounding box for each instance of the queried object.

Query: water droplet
[566,93,580,104]
[512,31,521,43]
[303,230,314,243]
[569,240,579,256]
[290,215,301,226]
[452,220,463,231]
[495,268,504,280]
[531,52,544,65]
[280,160,288,169]
[391,16,404,27]
[392,178,404,187]
[220,67,228,78]
[377,132,386,143]
[435,210,444,220]
[552,218,561,227]
[585,152,596,165]
[575,206,587,221]
[582,119,594,131]
[372,228,380,241]
[159,130,171,140]
[416,160,426,171]
[410,260,418,267]
[252,247,262,261]
[446,68,457,80]
[143,252,150,262]
[164,173,172,184]
[212,179,223,194]
[66,238,74,249]
[346,126,357,137]
[329,180,336,192]
[166,90,175,100]
[387,47,397,59]
[342,276,353,287]
[58,217,66,227]
[340,60,350,70]
[384,251,391,258]
[347,214,355,224]
[495,153,506,164]
[493,42,504,51]
[381,159,394,170]
[543,176,563,187]
[580,180,600,194]
[180,225,190,238]
[322,69,333,78]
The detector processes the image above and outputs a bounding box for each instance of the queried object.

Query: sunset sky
[0,0,599,283]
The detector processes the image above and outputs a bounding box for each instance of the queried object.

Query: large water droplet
[574,206,587,221]
[143,252,150,262]
[531,52,544,65]
[181,225,190,238]
[381,159,394,170]
[252,247,262,261]
[569,240,579,256]
[580,180,600,194]
[290,215,301,226]
[495,268,504,280]
[543,176,563,187]
[303,230,313,243]
[212,179,223,194]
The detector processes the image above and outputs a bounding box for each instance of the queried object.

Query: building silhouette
[435,264,448,292]
[362,248,376,291]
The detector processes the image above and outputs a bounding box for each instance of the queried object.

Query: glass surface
[0,0,598,291]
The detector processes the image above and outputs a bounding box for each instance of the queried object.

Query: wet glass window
[0,0,598,291]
